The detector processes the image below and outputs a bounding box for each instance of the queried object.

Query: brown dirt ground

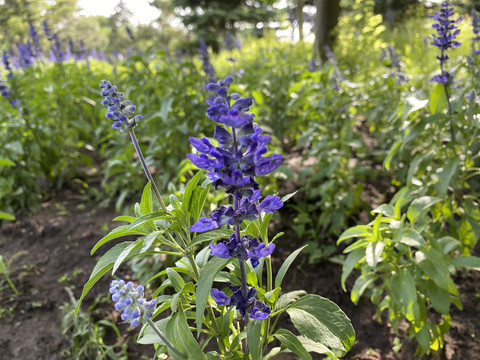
[0,188,479,360]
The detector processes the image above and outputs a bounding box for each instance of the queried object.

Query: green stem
[5,275,20,296]
[146,318,187,360]
[128,129,167,212]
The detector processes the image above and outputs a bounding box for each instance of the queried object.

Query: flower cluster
[430,1,463,84]
[99,80,143,131]
[473,9,480,57]
[381,44,408,84]
[109,280,156,327]
[211,286,271,320]
[188,75,283,321]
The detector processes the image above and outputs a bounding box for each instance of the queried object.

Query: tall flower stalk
[430,0,463,116]
[187,75,283,353]
[472,9,480,57]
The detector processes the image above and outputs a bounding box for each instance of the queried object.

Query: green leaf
[337,226,372,245]
[407,196,442,224]
[246,319,263,360]
[167,268,186,292]
[0,159,14,167]
[195,257,231,336]
[166,311,206,360]
[451,256,480,270]
[286,294,355,355]
[182,171,204,216]
[437,236,461,255]
[393,228,426,248]
[402,120,426,148]
[388,269,419,322]
[112,238,143,274]
[140,182,153,215]
[424,280,450,314]
[351,273,377,304]
[416,249,458,295]
[187,229,234,250]
[399,96,428,121]
[273,329,312,360]
[127,211,172,231]
[459,218,477,252]
[281,190,298,203]
[341,248,365,291]
[76,242,142,314]
[141,231,162,253]
[138,317,170,345]
[0,255,6,275]
[298,336,340,360]
[275,245,308,288]
[190,186,211,222]
[276,290,307,311]
[160,97,174,122]
[384,138,403,171]
[371,204,394,217]
[91,225,147,254]
[112,215,136,223]
[435,158,459,196]
[0,211,15,221]
[429,82,447,114]
[0,178,13,197]
[259,213,274,241]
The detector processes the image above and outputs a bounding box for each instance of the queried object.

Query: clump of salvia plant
[76,75,355,360]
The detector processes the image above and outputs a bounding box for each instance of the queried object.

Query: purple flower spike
[429,1,463,84]
[99,80,142,132]
[109,280,156,328]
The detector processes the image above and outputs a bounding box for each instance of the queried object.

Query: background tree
[151,0,277,51]
[313,0,341,59]
[0,0,77,44]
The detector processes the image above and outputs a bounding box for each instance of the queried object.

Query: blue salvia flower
[29,21,41,56]
[49,33,67,63]
[2,50,13,79]
[381,44,408,84]
[324,46,344,90]
[125,26,135,41]
[109,280,156,327]
[197,38,216,83]
[42,19,54,41]
[188,75,282,322]
[68,38,76,60]
[211,286,271,320]
[308,57,320,72]
[0,75,20,108]
[99,80,143,131]
[430,1,463,84]
[472,9,480,56]
[17,42,35,69]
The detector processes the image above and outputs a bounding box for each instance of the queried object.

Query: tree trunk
[313,0,341,59]
[297,0,304,42]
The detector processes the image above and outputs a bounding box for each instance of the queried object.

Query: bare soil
[0,187,479,360]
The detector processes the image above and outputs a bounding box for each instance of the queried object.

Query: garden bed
[0,185,478,359]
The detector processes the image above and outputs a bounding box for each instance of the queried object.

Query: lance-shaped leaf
[286,294,355,356]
